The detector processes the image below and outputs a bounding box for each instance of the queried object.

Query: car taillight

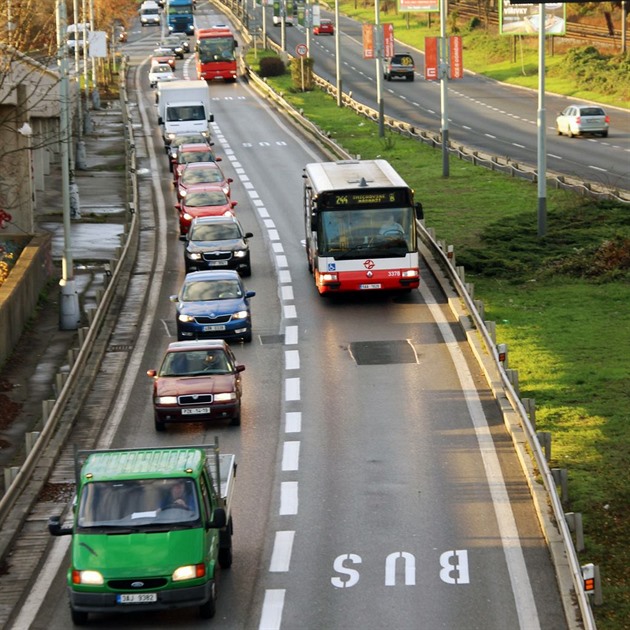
[575,116,581,124]
[605,115,610,123]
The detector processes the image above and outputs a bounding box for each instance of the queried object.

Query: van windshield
[77,478,201,530]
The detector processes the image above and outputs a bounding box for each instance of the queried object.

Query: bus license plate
[359,283,381,290]
[203,325,226,331]
[117,593,157,604]
[182,407,211,415]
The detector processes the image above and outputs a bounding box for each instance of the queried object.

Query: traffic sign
[295,43,308,57]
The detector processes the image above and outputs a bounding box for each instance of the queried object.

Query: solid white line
[285,349,300,370]
[259,589,285,630]
[269,531,295,572]
[282,442,300,471]
[420,284,540,630]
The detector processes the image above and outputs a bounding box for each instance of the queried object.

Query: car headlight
[232,310,249,320]
[178,314,195,323]
[223,209,234,217]
[222,185,230,195]
[155,396,178,404]
[233,250,247,258]
[167,132,176,140]
[72,570,104,585]
[187,252,202,260]
[179,189,187,197]
[183,212,193,221]
[214,392,236,402]
[173,564,205,581]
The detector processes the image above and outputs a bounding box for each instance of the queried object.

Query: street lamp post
[334,0,342,107]
[375,0,384,136]
[56,0,81,330]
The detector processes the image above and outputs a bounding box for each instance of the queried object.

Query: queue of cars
[144,38,256,430]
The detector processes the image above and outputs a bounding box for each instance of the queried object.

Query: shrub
[259,56,286,77]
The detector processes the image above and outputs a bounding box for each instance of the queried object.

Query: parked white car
[556,104,609,138]
[149,63,175,88]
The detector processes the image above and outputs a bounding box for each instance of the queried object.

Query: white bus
[303,159,424,295]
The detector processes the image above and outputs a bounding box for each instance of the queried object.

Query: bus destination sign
[323,188,410,209]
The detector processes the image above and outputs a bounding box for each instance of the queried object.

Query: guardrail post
[3,466,20,493]
[565,512,585,552]
[497,342,508,368]
[581,563,603,605]
[42,399,56,423]
[506,368,519,395]
[537,431,552,461]
[522,397,536,430]
[25,432,41,455]
[446,245,455,265]
[456,265,465,283]
[466,282,474,299]
[485,320,496,343]
[55,372,69,396]
[551,467,569,505]
[473,299,485,320]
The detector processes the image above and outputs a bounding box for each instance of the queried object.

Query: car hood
[182,206,233,218]
[155,374,236,396]
[187,238,246,253]
[178,298,248,317]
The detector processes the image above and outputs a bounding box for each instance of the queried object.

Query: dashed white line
[285,412,302,433]
[269,531,295,572]
[259,589,285,630]
[279,481,299,514]
[285,378,300,401]
[285,349,300,370]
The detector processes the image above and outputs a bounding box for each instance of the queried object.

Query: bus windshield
[198,37,235,63]
[319,207,415,258]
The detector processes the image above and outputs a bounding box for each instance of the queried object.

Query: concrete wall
[0,234,53,370]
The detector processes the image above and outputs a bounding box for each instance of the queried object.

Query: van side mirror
[208,507,226,529]
[48,515,73,536]
[415,202,424,221]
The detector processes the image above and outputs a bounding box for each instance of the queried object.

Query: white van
[140,1,161,27]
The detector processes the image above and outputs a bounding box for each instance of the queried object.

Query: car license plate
[182,407,211,415]
[208,260,228,266]
[117,593,157,604]
[203,325,226,331]
[359,283,382,290]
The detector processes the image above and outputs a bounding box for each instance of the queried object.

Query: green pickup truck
[48,440,236,624]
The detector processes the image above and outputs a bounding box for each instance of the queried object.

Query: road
[258,3,630,194]
[19,6,568,629]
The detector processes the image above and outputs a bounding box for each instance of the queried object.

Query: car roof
[185,269,242,282]
[190,215,241,227]
[181,161,222,170]
[167,339,228,352]
[179,143,214,152]
[184,182,226,192]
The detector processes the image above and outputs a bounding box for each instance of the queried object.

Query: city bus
[303,159,423,295]
[195,26,238,82]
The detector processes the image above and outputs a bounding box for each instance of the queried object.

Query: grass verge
[247,49,630,630]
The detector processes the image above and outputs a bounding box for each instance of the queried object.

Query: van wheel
[199,584,217,619]
[219,520,233,568]
[70,608,88,625]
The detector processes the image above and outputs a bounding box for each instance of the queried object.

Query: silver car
[556,104,609,138]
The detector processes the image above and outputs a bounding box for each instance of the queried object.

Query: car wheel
[602,130,608,138]
[154,413,165,431]
[243,330,253,343]
[199,585,216,619]
[241,264,251,277]
[556,126,562,136]
[70,607,88,625]
[230,410,241,426]
[567,128,574,138]
[408,75,414,82]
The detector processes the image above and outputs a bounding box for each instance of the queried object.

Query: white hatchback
[556,104,609,138]
[149,63,175,88]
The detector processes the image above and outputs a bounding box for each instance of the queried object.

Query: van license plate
[182,407,210,415]
[117,593,157,604]
[359,283,381,290]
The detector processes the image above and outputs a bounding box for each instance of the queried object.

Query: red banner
[363,24,374,59]
[383,23,394,58]
[424,37,438,80]
[449,36,463,79]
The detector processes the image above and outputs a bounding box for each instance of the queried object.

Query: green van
[48,441,235,624]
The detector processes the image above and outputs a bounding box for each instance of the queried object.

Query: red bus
[195,26,238,82]
[303,160,424,295]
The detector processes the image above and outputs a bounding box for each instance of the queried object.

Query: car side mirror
[245,290,256,298]
[244,232,253,239]
[228,178,233,183]
[236,364,245,373]
[169,295,179,302]
[175,203,181,210]
[231,201,238,208]
[215,157,222,162]
[208,114,214,123]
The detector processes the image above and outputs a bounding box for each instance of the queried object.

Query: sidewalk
[0,99,128,482]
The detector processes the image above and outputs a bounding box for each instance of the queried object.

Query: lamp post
[56,0,81,330]
[439,0,449,177]
[375,0,384,136]
[334,0,342,107]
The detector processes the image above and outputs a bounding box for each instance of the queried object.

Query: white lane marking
[285,325,298,345]
[273,242,284,253]
[283,304,297,319]
[282,442,300,471]
[280,481,298,514]
[281,285,294,301]
[285,349,300,370]
[269,531,295,572]
[279,269,292,284]
[420,283,540,630]
[276,254,288,268]
[259,589,285,630]
[285,412,302,433]
[285,378,300,401]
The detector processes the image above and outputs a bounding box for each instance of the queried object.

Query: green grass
[246,46,630,629]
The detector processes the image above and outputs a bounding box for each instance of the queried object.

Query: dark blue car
[171,270,255,343]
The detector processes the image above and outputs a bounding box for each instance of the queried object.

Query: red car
[175,183,237,235]
[177,161,232,200]
[314,18,334,35]
[172,143,220,183]
[147,339,245,430]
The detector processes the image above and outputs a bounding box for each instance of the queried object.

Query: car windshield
[182,279,242,301]
[77,478,200,531]
[152,65,172,73]
[185,190,228,207]
[190,223,240,241]
[181,150,214,163]
[159,349,232,376]
[182,167,223,184]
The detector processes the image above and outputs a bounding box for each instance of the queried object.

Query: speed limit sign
[296,43,308,57]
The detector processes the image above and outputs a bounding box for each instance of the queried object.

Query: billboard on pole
[501,1,566,35]
[398,0,439,12]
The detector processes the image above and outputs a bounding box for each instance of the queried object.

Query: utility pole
[537,4,547,237]
[439,0,449,177]
[56,0,81,330]
[335,0,342,106]
[375,0,384,136]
